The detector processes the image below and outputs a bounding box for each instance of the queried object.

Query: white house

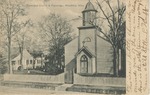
[11,49,34,70]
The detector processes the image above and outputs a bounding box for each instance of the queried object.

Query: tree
[95,0,126,76]
[13,20,32,71]
[0,0,28,73]
[39,13,73,74]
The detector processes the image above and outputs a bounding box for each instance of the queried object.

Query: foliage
[39,13,73,74]
[31,50,43,58]
[0,58,8,74]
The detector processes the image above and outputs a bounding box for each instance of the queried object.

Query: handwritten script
[126,0,148,94]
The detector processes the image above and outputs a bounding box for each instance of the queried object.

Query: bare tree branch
[96,0,113,30]
[0,0,28,73]
[95,0,126,76]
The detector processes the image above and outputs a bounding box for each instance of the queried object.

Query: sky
[24,0,125,35]
[0,0,125,53]
[26,0,89,20]
[25,0,89,35]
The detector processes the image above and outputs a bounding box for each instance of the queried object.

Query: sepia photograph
[0,0,128,94]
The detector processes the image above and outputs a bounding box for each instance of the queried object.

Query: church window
[80,55,88,73]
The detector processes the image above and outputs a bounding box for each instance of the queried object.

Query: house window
[30,60,32,64]
[80,55,88,73]
[37,60,41,64]
[12,61,15,65]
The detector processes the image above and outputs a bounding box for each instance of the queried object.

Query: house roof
[64,36,79,47]
[75,46,95,58]
[12,49,33,61]
[11,47,20,59]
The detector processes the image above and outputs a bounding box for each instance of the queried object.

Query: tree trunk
[8,37,12,74]
[113,47,119,77]
[18,40,24,71]
[121,49,126,77]
[20,47,24,71]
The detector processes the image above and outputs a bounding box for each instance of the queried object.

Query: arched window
[80,55,88,73]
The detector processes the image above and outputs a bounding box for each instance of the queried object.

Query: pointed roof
[82,1,97,12]
[75,46,95,58]
[12,49,33,61]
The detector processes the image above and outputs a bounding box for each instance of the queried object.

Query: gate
[65,70,74,84]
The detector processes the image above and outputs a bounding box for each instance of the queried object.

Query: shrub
[0,63,7,74]
[44,62,64,75]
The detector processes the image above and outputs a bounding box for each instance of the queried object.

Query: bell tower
[82,0,97,26]
[78,1,98,55]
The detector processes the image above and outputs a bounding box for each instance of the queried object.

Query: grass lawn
[13,69,50,75]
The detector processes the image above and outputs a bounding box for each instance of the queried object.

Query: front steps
[55,84,73,91]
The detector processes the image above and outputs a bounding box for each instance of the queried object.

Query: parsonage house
[11,49,44,70]
[64,1,125,84]
[11,49,34,70]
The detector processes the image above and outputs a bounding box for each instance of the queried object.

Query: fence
[3,73,125,87]
[0,74,3,81]
[74,74,126,87]
[3,73,64,84]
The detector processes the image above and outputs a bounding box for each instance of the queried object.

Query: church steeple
[82,1,97,26]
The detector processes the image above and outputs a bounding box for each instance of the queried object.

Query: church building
[64,1,114,84]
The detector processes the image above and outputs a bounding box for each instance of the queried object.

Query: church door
[80,55,88,73]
